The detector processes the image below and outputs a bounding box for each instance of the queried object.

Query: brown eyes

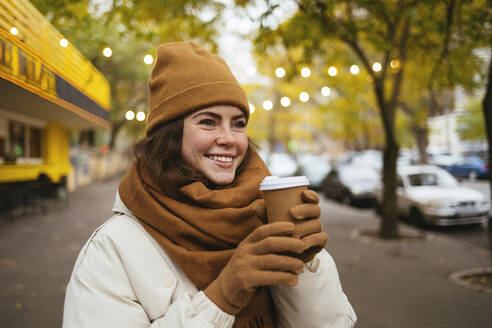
[198,119,246,128]
[199,119,215,126]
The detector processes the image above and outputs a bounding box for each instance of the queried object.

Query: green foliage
[237,0,491,237]
[31,0,225,146]
[457,98,486,141]
[246,35,385,151]
[243,0,491,152]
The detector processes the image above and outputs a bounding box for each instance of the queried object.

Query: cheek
[237,134,249,156]
[182,130,206,163]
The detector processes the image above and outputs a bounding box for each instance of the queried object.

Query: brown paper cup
[260,176,310,223]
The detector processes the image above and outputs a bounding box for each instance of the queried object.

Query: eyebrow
[192,111,245,120]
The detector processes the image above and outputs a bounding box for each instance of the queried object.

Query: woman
[63,42,356,328]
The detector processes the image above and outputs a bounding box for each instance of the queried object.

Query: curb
[350,227,434,245]
[449,267,492,294]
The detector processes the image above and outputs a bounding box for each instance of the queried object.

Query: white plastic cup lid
[259,176,310,190]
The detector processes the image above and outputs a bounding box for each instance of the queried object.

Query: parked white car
[375,165,489,226]
[296,153,332,190]
[266,152,298,177]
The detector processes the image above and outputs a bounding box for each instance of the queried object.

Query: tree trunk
[481,57,492,267]
[412,122,428,164]
[376,91,400,239]
[109,120,124,150]
[380,135,400,239]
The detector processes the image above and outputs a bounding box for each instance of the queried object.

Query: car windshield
[407,171,458,187]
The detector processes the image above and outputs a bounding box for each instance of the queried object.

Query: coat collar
[112,191,136,218]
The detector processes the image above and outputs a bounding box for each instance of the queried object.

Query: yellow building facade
[0,0,111,212]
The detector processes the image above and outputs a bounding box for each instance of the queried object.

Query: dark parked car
[321,165,379,206]
[445,155,488,180]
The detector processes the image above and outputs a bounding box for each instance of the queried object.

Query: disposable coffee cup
[260,176,310,223]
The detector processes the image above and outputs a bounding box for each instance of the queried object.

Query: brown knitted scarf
[119,150,276,328]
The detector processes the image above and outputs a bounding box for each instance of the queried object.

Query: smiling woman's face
[181,105,248,186]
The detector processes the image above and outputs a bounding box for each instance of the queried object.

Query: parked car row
[260,149,489,228]
[341,150,489,180]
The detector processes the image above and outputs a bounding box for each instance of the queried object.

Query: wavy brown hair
[134,118,254,198]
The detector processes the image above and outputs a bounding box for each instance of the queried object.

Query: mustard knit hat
[146,42,250,134]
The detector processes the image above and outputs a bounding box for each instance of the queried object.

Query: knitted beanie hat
[146,42,250,134]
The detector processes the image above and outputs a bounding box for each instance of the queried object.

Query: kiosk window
[7,121,42,158]
[9,121,25,156]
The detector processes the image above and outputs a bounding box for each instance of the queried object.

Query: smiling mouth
[206,155,234,163]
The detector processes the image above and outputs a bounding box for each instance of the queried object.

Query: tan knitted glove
[204,222,306,315]
[289,190,328,263]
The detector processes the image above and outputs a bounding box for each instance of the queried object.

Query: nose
[216,125,235,146]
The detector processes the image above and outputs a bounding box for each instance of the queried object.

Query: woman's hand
[289,190,328,263]
[204,222,305,315]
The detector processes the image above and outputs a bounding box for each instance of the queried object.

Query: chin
[207,174,235,186]
[211,178,235,186]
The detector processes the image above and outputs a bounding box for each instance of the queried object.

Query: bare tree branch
[343,37,377,80]
[428,0,456,109]
[389,17,410,111]
[398,101,413,115]
[372,0,393,27]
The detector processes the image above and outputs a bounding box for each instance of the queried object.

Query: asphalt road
[1,175,490,328]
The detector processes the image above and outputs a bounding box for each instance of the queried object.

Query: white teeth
[209,155,233,163]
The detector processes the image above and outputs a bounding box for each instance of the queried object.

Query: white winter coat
[62,193,357,328]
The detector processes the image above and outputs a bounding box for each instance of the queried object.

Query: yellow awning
[0,0,111,115]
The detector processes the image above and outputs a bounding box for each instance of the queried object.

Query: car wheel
[410,207,426,228]
[468,170,477,180]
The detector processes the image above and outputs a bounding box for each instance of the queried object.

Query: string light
[125,110,135,120]
[103,47,112,58]
[321,86,331,97]
[275,67,286,78]
[136,111,146,121]
[372,62,382,72]
[263,100,273,111]
[328,66,338,77]
[246,66,256,76]
[280,96,291,107]
[59,38,69,47]
[301,67,311,78]
[299,92,310,103]
[144,54,153,65]
[390,59,401,70]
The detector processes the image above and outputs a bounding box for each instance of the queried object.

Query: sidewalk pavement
[321,200,492,328]
[0,175,491,328]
